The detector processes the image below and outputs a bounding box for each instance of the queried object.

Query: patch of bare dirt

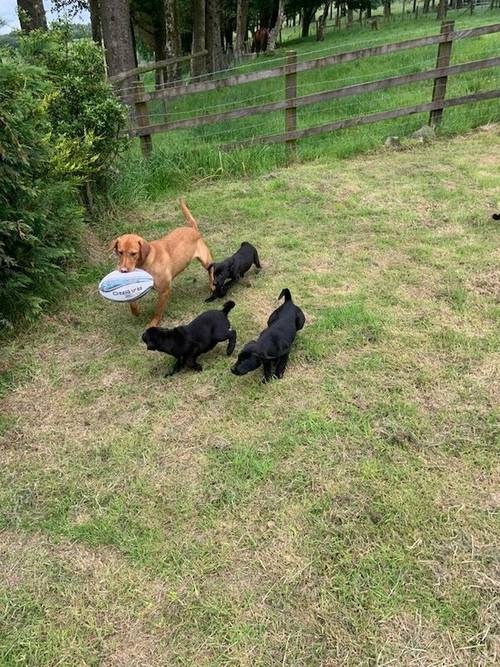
[467,268,500,299]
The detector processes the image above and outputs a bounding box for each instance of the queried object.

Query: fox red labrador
[108,199,214,327]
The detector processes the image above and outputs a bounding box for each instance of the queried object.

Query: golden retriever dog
[108,199,214,327]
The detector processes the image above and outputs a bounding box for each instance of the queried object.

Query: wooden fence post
[429,20,455,127]
[134,81,153,158]
[285,50,297,163]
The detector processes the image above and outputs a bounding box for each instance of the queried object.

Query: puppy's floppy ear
[108,238,118,254]
[139,240,151,264]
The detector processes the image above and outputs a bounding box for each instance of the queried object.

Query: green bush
[19,25,127,202]
[0,27,127,330]
[0,59,84,330]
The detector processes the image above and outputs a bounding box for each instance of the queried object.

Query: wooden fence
[113,21,500,159]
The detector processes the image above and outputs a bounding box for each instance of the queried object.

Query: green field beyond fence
[111,8,500,204]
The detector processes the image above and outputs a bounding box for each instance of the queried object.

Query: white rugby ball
[98,269,154,303]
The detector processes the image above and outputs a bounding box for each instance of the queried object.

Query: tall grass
[110,8,500,206]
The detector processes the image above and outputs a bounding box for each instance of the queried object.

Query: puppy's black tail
[278,288,292,302]
[492,213,500,220]
[222,300,236,315]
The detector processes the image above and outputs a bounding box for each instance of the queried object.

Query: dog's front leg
[185,354,202,372]
[147,287,171,328]
[226,329,237,356]
[275,353,289,379]
[262,360,273,383]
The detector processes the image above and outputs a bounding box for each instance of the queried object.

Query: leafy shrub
[0,59,83,330]
[0,26,126,329]
[19,25,127,200]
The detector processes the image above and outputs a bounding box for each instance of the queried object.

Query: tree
[267,0,284,50]
[437,0,447,18]
[317,1,332,41]
[165,0,181,80]
[191,0,206,75]
[347,0,355,27]
[130,1,168,88]
[383,0,391,19]
[206,0,223,72]
[100,0,137,105]
[235,0,249,58]
[17,0,47,32]
[89,0,102,43]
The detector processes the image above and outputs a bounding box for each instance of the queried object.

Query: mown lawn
[1,128,499,665]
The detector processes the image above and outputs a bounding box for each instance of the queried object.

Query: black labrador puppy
[142,301,236,375]
[231,288,305,383]
[206,242,261,301]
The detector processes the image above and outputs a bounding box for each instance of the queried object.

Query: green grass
[110,8,500,205]
[1,128,499,664]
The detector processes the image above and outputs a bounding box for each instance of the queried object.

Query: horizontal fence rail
[223,89,500,149]
[109,51,208,83]
[114,21,500,159]
[129,56,500,137]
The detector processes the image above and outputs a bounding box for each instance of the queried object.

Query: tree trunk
[17,0,47,32]
[347,6,354,28]
[367,5,372,17]
[191,0,206,76]
[164,0,181,82]
[437,0,447,18]
[206,0,223,72]
[260,4,272,29]
[268,0,284,50]
[235,0,249,58]
[302,7,316,37]
[154,17,167,87]
[317,1,332,41]
[423,0,431,12]
[89,0,102,44]
[223,19,233,51]
[101,0,136,77]
[384,1,391,19]
[100,0,137,105]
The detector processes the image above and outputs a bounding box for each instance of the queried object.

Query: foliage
[0,58,84,329]
[18,25,127,187]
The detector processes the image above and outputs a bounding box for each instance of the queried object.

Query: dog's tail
[179,198,199,230]
[278,288,292,302]
[222,300,236,315]
[493,213,500,221]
